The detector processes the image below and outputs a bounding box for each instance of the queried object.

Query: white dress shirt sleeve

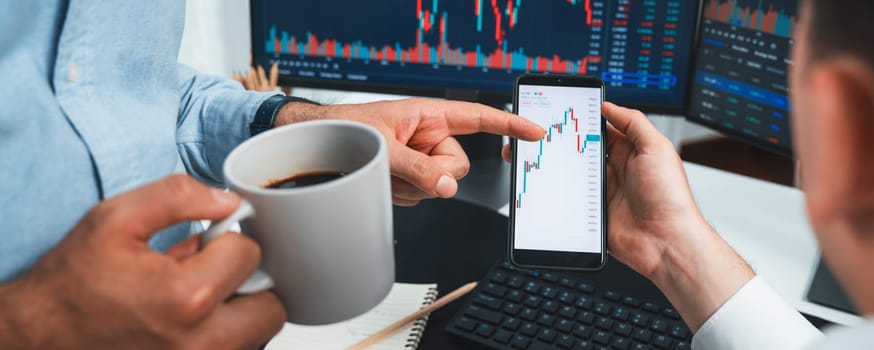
[692,276,822,350]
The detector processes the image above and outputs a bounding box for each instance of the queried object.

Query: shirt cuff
[692,276,822,350]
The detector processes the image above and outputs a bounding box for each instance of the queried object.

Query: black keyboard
[446,262,691,350]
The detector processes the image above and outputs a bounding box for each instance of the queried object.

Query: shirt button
[67,62,79,82]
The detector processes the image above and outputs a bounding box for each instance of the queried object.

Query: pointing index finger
[437,100,546,141]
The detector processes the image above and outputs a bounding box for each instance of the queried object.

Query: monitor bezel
[249,0,703,116]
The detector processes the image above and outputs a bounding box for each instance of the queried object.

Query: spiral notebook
[265,283,439,349]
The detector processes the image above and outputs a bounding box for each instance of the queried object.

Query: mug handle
[202,199,275,294]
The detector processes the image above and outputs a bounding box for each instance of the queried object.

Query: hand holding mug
[0,175,285,349]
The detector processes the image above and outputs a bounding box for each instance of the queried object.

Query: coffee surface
[263,171,348,189]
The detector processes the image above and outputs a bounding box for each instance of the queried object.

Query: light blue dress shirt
[0,1,278,281]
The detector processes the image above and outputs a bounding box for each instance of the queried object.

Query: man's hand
[276,98,545,206]
[0,175,285,349]
[600,103,754,331]
[502,103,755,331]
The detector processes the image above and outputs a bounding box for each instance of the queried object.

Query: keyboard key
[483,282,507,297]
[593,330,612,345]
[642,302,660,313]
[476,323,495,337]
[577,311,595,325]
[650,319,668,333]
[494,329,513,344]
[525,270,541,278]
[503,317,522,331]
[521,323,539,337]
[542,272,559,282]
[508,276,525,288]
[573,324,593,338]
[632,328,653,343]
[511,335,531,349]
[473,294,502,310]
[663,307,679,320]
[669,325,690,339]
[611,307,630,322]
[631,343,648,350]
[524,295,542,307]
[595,317,614,331]
[615,322,632,337]
[537,313,556,327]
[623,296,641,307]
[604,290,621,301]
[503,302,521,315]
[508,290,524,302]
[611,337,631,350]
[594,302,612,316]
[556,318,574,333]
[559,290,577,304]
[538,328,558,343]
[653,335,672,349]
[560,277,576,288]
[573,340,595,350]
[543,300,560,313]
[675,340,691,349]
[491,271,508,284]
[520,308,538,321]
[631,313,650,328]
[525,281,542,294]
[557,334,576,349]
[542,286,559,299]
[559,305,577,319]
[577,282,596,294]
[454,317,477,331]
[464,305,503,324]
[576,296,594,310]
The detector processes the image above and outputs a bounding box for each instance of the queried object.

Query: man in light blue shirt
[0,1,545,347]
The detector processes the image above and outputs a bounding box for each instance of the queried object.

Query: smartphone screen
[510,75,606,270]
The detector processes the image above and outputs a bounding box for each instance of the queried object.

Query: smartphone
[509,74,607,271]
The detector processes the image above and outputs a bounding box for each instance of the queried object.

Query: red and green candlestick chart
[704,0,798,38]
[266,0,604,75]
[516,107,601,209]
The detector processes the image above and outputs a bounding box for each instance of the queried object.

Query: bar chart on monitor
[514,85,603,253]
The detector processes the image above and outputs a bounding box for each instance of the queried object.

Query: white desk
[500,161,863,327]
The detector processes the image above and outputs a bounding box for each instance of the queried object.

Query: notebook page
[265,283,438,350]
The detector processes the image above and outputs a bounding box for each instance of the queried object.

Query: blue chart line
[517,107,600,209]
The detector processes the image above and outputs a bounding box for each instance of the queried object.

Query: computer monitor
[250,0,700,113]
[687,0,796,156]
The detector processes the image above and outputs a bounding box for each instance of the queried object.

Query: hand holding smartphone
[509,74,608,271]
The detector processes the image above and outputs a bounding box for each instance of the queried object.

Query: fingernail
[211,188,237,206]
[435,175,458,198]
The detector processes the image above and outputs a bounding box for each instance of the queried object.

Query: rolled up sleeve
[175,64,280,186]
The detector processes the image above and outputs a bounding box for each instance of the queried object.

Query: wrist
[273,100,332,127]
[649,219,755,332]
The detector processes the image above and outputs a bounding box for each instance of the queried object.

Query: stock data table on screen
[688,0,796,155]
[251,0,699,110]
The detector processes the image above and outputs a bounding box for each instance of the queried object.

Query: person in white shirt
[508,0,873,348]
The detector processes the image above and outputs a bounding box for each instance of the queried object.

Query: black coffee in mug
[263,171,348,189]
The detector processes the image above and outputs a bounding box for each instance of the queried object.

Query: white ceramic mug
[203,120,394,325]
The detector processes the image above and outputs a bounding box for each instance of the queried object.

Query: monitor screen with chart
[687,0,797,155]
[250,0,700,112]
